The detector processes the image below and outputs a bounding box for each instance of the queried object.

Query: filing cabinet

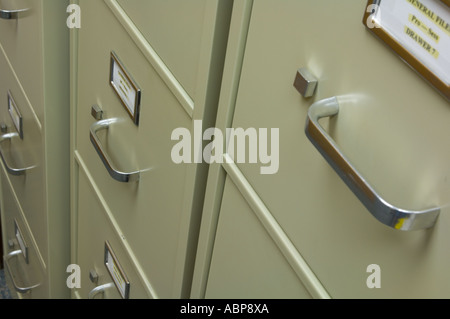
[0,0,70,298]
[70,0,232,298]
[76,171,152,299]
[1,169,45,299]
[192,0,450,298]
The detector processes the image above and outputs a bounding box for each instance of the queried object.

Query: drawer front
[1,169,47,299]
[75,0,195,298]
[225,0,450,298]
[0,47,46,262]
[75,169,152,299]
[114,0,208,99]
[0,0,44,121]
[205,177,312,299]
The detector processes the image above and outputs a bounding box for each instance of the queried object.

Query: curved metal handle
[0,8,28,19]
[88,282,115,299]
[304,97,440,231]
[0,132,35,176]
[4,250,40,293]
[90,118,140,183]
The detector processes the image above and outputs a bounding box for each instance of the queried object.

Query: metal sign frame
[109,51,142,125]
[363,0,450,100]
[104,241,130,299]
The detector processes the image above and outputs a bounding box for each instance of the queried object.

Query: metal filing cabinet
[70,0,232,298]
[0,0,70,298]
[192,0,450,298]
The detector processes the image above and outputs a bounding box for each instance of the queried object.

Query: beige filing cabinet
[70,0,232,298]
[192,0,450,298]
[0,0,70,298]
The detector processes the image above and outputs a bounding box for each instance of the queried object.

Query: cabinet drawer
[75,0,193,298]
[1,169,47,299]
[205,177,312,299]
[0,47,46,261]
[114,0,207,98]
[0,0,44,120]
[224,0,450,298]
[75,169,152,299]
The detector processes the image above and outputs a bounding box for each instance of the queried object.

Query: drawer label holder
[104,241,130,299]
[363,0,450,100]
[14,219,29,264]
[7,91,23,139]
[109,51,141,125]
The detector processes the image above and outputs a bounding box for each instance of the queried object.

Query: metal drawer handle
[88,282,115,299]
[90,118,140,183]
[4,250,40,293]
[0,8,28,20]
[304,97,440,231]
[0,132,35,176]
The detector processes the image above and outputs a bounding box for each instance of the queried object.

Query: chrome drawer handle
[0,8,28,20]
[90,118,140,183]
[4,250,40,293]
[304,97,440,231]
[88,282,115,299]
[0,132,35,176]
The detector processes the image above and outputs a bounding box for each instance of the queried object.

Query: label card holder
[363,0,450,100]
[110,51,141,126]
[7,91,23,139]
[14,219,29,264]
[104,241,130,299]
